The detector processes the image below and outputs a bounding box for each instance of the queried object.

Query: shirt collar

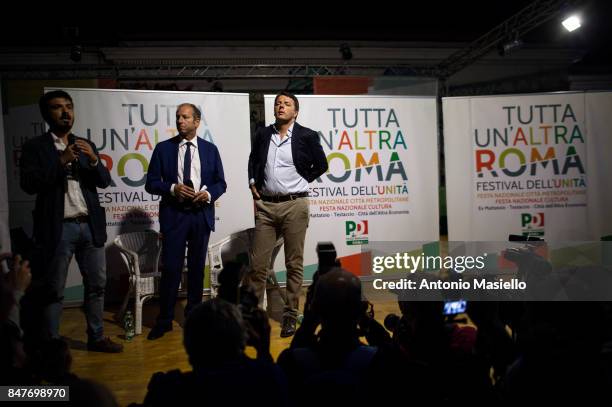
[179,137,198,149]
[51,132,66,145]
[272,122,295,138]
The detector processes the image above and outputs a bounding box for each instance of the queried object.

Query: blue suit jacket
[145,136,227,232]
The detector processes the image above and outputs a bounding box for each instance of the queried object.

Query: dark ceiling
[2,1,608,44]
[1,0,609,68]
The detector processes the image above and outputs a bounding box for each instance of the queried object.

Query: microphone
[67,134,80,178]
[68,134,78,157]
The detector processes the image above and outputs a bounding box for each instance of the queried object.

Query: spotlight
[562,15,581,32]
[339,43,352,61]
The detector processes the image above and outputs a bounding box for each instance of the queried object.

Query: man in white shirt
[20,90,121,352]
[247,92,328,337]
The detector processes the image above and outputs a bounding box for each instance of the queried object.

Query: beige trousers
[248,197,309,319]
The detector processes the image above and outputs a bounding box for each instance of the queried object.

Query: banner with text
[45,88,254,245]
[444,91,612,240]
[264,95,439,277]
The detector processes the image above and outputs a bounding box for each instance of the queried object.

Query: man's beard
[54,116,73,132]
[54,123,72,132]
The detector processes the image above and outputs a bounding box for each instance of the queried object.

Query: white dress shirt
[261,123,309,196]
[171,137,209,201]
[52,133,89,219]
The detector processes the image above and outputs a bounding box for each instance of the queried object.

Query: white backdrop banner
[443,91,612,241]
[46,88,254,243]
[39,88,254,300]
[264,95,439,277]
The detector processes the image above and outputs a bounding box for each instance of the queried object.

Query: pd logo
[345,220,369,246]
[521,213,545,237]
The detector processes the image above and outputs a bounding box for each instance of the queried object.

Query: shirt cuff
[170,184,176,196]
[200,185,211,203]
[249,178,255,186]
[89,159,99,168]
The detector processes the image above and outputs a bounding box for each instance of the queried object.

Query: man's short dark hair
[183,298,246,368]
[177,103,202,121]
[39,90,73,124]
[274,91,299,111]
[312,268,362,327]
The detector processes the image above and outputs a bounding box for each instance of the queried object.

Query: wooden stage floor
[61,289,401,406]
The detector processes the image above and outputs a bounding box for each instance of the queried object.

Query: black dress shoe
[147,324,172,340]
[280,317,297,338]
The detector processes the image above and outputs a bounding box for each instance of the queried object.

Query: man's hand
[75,140,97,163]
[1,253,32,292]
[175,183,195,200]
[192,190,210,204]
[60,144,79,166]
[250,185,261,200]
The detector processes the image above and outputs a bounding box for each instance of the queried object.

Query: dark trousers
[157,209,210,326]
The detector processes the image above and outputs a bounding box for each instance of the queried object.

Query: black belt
[63,215,89,223]
[261,192,309,203]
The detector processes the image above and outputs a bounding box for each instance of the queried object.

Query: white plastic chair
[207,228,284,308]
[114,230,162,335]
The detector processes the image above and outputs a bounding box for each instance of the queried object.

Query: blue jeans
[44,221,106,341]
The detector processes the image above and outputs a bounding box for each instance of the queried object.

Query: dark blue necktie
[183,141,193,186]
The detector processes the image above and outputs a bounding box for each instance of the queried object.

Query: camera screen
[443,300,467,315]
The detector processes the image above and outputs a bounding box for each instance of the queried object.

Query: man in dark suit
[20,90,122,352]
[145,103,226,340]
[247,91,328,337]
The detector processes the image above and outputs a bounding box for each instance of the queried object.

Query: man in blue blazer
[145,103,226,340]
[20,90,122,352]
